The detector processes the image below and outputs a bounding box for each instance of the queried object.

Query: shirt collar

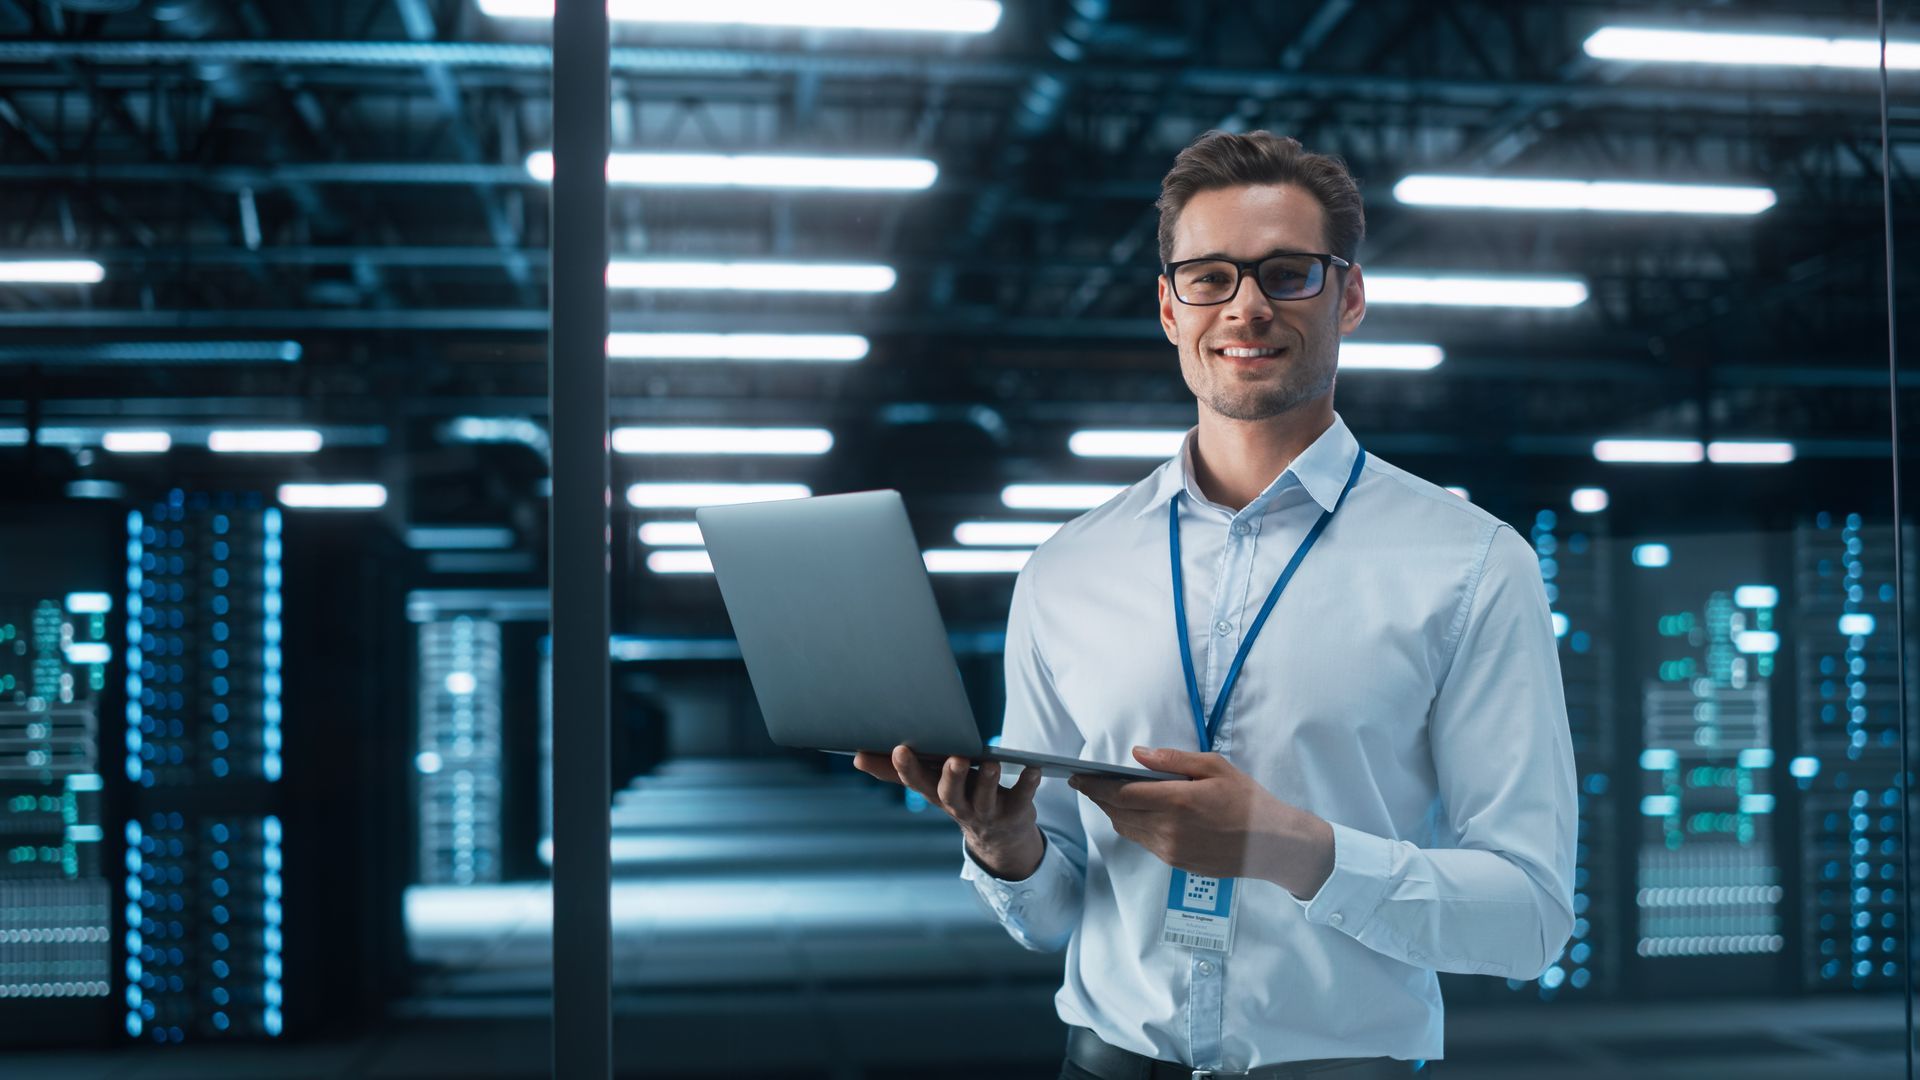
[1136,413,1358,519]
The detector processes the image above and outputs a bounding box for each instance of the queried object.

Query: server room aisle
[404,756,1070,1075]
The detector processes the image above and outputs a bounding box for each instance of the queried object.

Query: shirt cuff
[960,832,1064,919]
[1291,820,1396,936]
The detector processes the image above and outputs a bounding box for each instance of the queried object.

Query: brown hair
[1156,130,1365,265]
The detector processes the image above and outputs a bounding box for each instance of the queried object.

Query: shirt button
[1197,960,1215,975]
[1328,913,1345,927]
[1231,522,1251,536]
[1214,620,1232,635]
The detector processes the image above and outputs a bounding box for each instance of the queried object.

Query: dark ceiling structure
[0,0,1913,537]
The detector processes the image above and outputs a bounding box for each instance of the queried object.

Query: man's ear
[1338,264,1366,335]
[1158,275,1181,345]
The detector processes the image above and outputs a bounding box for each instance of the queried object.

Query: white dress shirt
[960,413,1577,1069]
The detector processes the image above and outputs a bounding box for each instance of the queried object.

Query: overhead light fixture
[606,333,869,363]
[1592,439,1705,464]
[404,526,516,551]
[1839,613,1877,636]
[637,522,705,546]
[1340,344,1445,371]
[0,341,302,365]
[0,260,105,283]
[608,260,896,293]
[625,482,811,508]
[1733,585,1780,609]
[1068,430,1187,458]
[953,521,1063,547]
[923,549,1032,574]
[208,429,324,454]
[1364,274,1588,308]
[611,426,834,455]
[1706,440,1795,465]
[1393,175,1776,216]
[64,643,112,665]
[1632,543,1672,568]
[1570,487,1610,513]
[526,151,938,191]
[646,550,715,574]
[480,0,1002,33]
[1000,483,1126,510]
[101,431,172,454]
[278,483,388,509]
[1583,26,1920,71]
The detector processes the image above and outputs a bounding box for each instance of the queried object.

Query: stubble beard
[1186,343,1337,422]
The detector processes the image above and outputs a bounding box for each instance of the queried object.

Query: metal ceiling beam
[391,0,535,303]
[0,39,1911,120]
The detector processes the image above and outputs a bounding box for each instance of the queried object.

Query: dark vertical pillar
[549,0,611,1074]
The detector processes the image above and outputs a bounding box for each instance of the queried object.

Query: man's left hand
[1069,747,1335,899]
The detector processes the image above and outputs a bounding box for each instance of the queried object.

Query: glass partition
[1,3,1915,1079]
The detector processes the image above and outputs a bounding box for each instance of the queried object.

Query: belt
[1065,1026,1406,1080]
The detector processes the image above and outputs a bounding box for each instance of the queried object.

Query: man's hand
[1069,747,1335,899]
[852,745,1046,880]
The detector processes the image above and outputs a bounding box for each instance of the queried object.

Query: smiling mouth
[1215,346,1287,359]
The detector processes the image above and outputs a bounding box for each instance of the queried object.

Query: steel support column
[549,0,611,1074]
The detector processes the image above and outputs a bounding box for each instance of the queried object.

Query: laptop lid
[696,490,987,759]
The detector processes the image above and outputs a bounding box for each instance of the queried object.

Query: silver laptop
[696,490,1179,781]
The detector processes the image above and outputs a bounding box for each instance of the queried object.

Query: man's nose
[1221,272,1275,321]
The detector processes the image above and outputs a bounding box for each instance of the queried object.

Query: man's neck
[1190,397,1336,512]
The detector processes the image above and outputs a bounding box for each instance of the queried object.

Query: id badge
[1162,868,1235,953]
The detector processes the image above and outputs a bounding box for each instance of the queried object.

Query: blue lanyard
[1170,447,1367,752]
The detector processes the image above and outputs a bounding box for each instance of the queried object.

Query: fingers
[852,750,902,784]
[936,755,976,819]
[1132,746,1228,777]
[973,760,1002,819]
[892,746,943,804]
[1009,760,1044,804]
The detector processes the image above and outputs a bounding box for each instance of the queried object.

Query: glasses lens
[1257,255,1324,300]
[1172,260,1240,304]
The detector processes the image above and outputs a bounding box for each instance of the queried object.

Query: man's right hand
[852,745,1047,881]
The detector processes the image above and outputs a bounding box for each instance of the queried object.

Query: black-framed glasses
[1163,252,1351,305]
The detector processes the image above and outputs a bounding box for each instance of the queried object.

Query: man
[854,130,1576,1079]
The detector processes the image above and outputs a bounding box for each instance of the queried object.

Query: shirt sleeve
[1290,523,1579,980]
[958,559,1089,953]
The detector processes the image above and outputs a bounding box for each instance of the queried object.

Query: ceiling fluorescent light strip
[607,333,868,362]
[1706,440,1796,465]
[0,260,105,283]
[608,260,896,293]
[1340,344,1444,370]
[527,151,937,191]
[1364,274,1588,308]
[0,341,302,365]
[924,549,1032,574]
[1592,439,1705,464]
[1068,430,1187,458]
[1000,484,1127,510]
[208,429,324,454]
[610,426,834,455]
[647,550,715,575]
[480,0,1002,33]
[1584,27,1920,71]
[625,483,811,508]
[101,431,173,453]
[953,522,1063,547]
[278,483,388,509]
[1393,175,1776,215]
[637,522,705,546]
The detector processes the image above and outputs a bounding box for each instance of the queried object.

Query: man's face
[1157,184,1366,423]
